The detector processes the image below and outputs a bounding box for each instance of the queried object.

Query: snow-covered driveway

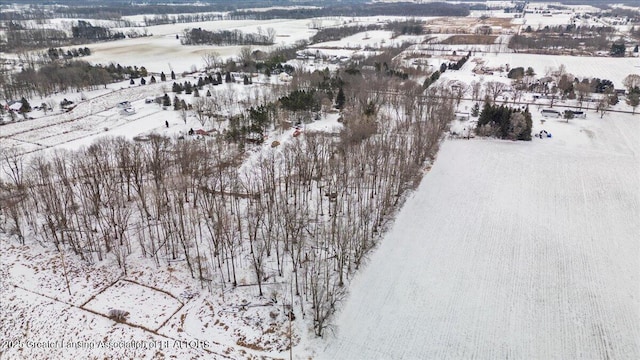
[319,115,639,359]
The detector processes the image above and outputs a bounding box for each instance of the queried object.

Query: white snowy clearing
[312,113,640,359]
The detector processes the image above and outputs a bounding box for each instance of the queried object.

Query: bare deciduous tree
[484,81,508,104]
[622,74,640,92]
[202,51,220,71]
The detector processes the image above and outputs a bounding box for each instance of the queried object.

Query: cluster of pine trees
[46,47,91,60]
[279,90,322,113]
[476,102,532,141]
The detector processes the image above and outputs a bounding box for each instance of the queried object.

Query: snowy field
[0,239,289,359]
[520,13,574,29]
[83,280,183,330]
[309,30,424,50]
[313,113,640,359]
[74,18,318,73]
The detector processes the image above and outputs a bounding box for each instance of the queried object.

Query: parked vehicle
[541,109,561,118]
[570,110,586,119]
[120,107,136,116]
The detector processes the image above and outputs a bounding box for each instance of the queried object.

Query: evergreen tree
[216,72,223,84]
[162,93,171,107]
[173,96,181,110]
[477,102,531,140]
[150,75,156,83]
[335,87,345,109]
[131,65,140,78]
[140,77,146,85]
[206,89,212,97]
[477,100,493,127]
[130,78,135,85]
[243,75,250,85]
[171,70,176,80]
[172,82,182,94]
[471,102,480,117]
[225,72,233,83]
[430,71,440,83]
[248,105,270,133]
[563,110,575,123]
[520,108,532,140]
[193,88,200,97]
[610,42,626,57]
[160,72,166,81]
[19,97,31,113]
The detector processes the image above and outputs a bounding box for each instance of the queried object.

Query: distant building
[455,112,470,121]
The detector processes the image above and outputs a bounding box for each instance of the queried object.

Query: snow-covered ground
[81,18,317,73]
[0,238,299,359]
[308,112,640,359]
[520,13,574,29]
[0,75,289,156]
[2,7,639,359]
[309,30,424,50]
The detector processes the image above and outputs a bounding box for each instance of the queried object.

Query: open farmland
[82,18,318,73]
[317,113,640,359]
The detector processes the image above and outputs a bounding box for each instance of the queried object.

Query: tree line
[509,33,611,53]
[181,28,275,46]
[2,61,149,100]
[2,27,69,52]
[2,20,126,51]
[229,2,469,20]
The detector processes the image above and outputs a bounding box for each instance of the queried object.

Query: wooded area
[1,67,455,336]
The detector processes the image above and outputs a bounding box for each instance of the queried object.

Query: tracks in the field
[9,280,242,359]
[1,84,170,156]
